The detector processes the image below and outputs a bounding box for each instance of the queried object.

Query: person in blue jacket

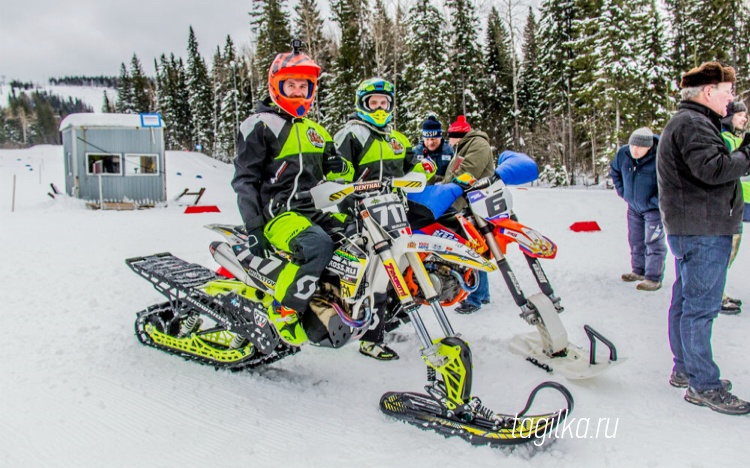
[610,127,666,291]
[412,115,454,184]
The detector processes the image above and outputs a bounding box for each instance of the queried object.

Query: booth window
[86,153,121,175]
[125,154,159,176]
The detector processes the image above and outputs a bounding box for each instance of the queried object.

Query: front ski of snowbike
[459,174,622,380]
[310,174,575,446]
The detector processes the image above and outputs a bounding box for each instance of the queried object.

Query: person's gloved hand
[246,226,266,258]
[740,132,750,150]
[452,172,476,190]
[420,157,437,175]
[323,155,347,174]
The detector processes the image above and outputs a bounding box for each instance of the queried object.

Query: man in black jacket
[658,61,750,415]
[232,46,349,347]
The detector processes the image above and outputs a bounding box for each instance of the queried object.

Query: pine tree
[293,0,333,120]
[323,0,374,132]
[215,36,243,162]
[518,8,544,150]
[130,54,153,113]
[390,2,409,127]
[250,0,293,97]
[401,0,452,138]
[172,55,194,149]
[482,7,515,150]
[370,0,394,78]
[102,90,115,113]
[635,0,673,129]
[186,26,215,154]
[115,62,135,114]
[445,0,484,123]
[538,0,579,183]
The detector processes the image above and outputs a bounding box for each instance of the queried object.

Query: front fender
[393,234,497,272]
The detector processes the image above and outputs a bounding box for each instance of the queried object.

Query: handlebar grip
[294,191,312,201]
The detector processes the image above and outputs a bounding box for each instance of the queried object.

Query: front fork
[365,216,472,406]
[472,215,562,321]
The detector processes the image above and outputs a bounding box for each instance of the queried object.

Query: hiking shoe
[359,341,399,361]
[636,280,662,291]
[481,299,491,305]
[669,370,732,391]
[455,302,481,314]
[725,296,742,306]
[720,297,742,315]
[621,272,645,282]
[684,386,750,415]
[268,301,307,347]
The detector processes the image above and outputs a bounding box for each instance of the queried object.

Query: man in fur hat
[658,62,750,415]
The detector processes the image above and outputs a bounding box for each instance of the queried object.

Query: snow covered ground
[2,146,748,467]
[0,84,113,112]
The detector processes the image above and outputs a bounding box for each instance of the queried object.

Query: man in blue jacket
[610,127,666,291]
[412,115,454,183]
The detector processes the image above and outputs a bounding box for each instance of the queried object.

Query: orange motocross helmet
[268,41,321,118]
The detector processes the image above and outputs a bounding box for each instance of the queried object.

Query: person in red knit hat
[442,115,496,314]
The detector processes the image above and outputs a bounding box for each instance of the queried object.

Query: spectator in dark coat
[658,61,750,415]
[413,115,455,184]
[610,128,666,291]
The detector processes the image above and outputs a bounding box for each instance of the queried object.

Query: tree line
[6,0,749,183]
[0,89,91,147]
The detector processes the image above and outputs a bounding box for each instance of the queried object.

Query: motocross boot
[269,300,308,347]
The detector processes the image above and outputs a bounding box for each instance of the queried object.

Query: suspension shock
[178,315,201,337]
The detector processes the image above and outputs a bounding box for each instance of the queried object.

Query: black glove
[323,155,347,174]
[740,132,750,149]
[246,226,266,258]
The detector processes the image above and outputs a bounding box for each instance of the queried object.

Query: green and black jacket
[334,114,419,182]
[232,98,345,231]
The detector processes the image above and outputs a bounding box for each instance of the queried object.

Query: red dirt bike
[407,174,621,380]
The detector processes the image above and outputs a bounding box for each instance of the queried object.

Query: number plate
[468,180,512,220]
[362,193,409,238]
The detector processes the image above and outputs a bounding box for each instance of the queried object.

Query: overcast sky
[0,1,260,83]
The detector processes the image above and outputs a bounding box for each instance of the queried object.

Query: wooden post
[98,174,104,209]
[12,174,16,212]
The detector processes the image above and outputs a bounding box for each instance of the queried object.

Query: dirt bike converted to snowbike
[407,151,621,379]
[127,172,573,446]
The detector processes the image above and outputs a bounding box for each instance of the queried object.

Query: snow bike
[407,153,621,380]
[127,172,574,446]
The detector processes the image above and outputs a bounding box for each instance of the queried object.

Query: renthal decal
[383,259,409,299]
[307,128,325,148]
[389,138,405,154]
[355,181,382,192]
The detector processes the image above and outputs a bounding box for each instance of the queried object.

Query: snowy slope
[0,84,114,113]
[1,146,749,467]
